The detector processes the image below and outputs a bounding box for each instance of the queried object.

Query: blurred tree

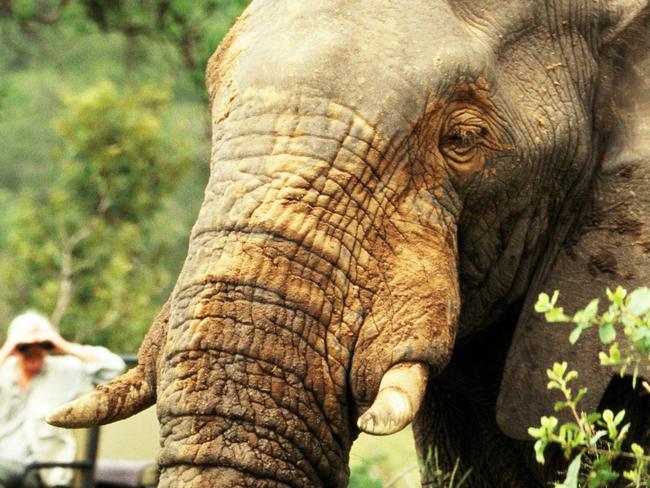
[0,79,10,120]
[0,0,249,350]
[0,0,250,93]
[0,81,191,352]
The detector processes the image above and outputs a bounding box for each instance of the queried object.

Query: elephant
[48,0,650,486]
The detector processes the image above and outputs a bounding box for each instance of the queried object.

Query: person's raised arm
[46,329,126,383]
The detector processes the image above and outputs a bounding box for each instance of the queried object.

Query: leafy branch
[529,288,650,487]
[535,287,650,391]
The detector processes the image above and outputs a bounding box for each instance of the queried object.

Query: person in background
[0,311,125,488]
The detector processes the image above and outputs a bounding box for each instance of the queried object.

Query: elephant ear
[496,147,650,440]
[496,4,650,440]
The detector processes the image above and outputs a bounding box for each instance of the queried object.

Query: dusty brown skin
[49,1,650,486]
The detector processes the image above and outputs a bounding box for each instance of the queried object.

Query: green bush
[349,454,385,488]
[530,287,650,487]
[0,81,192,351]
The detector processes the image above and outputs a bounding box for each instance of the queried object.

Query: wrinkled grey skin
[50,1,650,486]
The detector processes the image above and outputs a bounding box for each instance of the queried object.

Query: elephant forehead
[222,0,499,133]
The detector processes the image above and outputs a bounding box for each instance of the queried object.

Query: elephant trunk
[156,271,350,487]
[153,96,384,485]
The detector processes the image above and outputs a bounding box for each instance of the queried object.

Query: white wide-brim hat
[7,311,56,345]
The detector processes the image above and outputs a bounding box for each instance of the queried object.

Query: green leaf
[554,401,569,412]
[588,457,619,487]
[533,438,547,464]
[631,327,650,343]
[606,286,627,306]
[599,343,623,366]
[547,380,561,390]
[551,290,560,306]
[638,337,650,354]
[621,312,638,328]
[536,292,552,312]
[541,416,559,431]
[552,362,568,378]
[574,388,587,406]
[562,454,582,488]
[613,409,626,426]
[599,322,616,344]
[590,430,607,446]
[602,409,613,423]
[569,326,584,345]
[631,443,644,456]
[573,299,599,325]
[627,287,650,317]
[584,298,600,316]
[565,370,578,383]
[528,427,542,438]
[546,307,570,323]
[627,287,650,316]
[616,423,630,445]
[586,413,602,423]
[622,470,638,483]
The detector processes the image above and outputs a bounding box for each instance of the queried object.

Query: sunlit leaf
[599,322,616,344]
[627,287,650,316]
[562,454,582,488]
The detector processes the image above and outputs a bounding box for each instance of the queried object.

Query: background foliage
[531,288,650,487]
[0,0,248,350]
[1,81,192,350]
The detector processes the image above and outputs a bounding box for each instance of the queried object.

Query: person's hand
[40,328,72,355]
[40,330,100,362]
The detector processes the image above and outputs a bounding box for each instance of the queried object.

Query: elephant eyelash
[440,124,486,165]
[439,110,501,170]
[443,125,485,149]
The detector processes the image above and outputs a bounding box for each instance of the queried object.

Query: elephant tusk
[357,362,429,436]
[47,366,155,428]
[49,300,168,428]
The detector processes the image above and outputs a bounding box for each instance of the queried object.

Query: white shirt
[0,347,125,485]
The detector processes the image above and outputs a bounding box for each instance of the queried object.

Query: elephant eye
[439,110,496,172]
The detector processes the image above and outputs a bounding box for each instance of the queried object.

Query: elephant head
[49,1,650,486]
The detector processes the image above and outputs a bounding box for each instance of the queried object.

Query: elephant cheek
[350,223,460,432]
